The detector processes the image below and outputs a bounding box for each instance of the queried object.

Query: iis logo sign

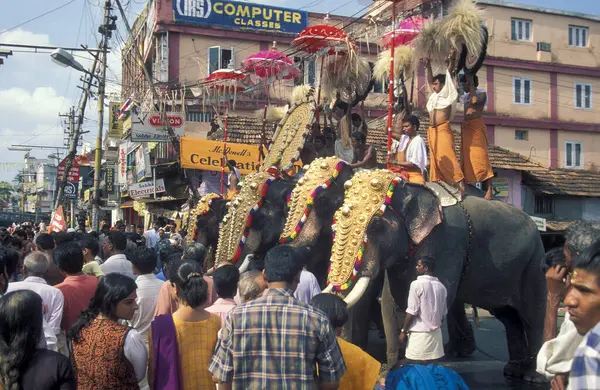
[176,0,211,18]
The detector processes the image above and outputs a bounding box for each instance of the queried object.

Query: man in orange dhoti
[460,73,494,200]
[389,115,428,184]
[424,50,465,194]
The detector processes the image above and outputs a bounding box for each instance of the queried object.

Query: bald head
[24,251,49,277]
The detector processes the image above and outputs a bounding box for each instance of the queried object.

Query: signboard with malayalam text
[173,0,308,35]
[106,167,115,193]
[128,179,166,199]
[57,157,80,183]
[108,102,124,138]
[180,137,260,174]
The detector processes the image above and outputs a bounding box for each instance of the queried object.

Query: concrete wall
[494,168,522,208]
[492,68,551,119]
[556,73,600,123]
[494,125,550,167]
[557,130,600,170]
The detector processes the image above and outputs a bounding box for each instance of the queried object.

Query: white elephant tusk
[206,267,215,275]
[238,254,252,274]
[343,277,371,309]
[322,284,334,293]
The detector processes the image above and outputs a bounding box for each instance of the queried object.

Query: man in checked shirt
[209,245,346,389]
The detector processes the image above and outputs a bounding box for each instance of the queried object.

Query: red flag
[48,206,67,233]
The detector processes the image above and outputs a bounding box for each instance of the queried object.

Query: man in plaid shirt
[209,245,346,389]
[566,240,600,390]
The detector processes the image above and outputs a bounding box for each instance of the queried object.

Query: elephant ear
[393,183,443,244]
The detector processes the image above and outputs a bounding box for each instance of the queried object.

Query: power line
[0,0,78,36]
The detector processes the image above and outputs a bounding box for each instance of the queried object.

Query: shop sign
[57,157,80,182]
[128,179,166,198]
[128,112,185,142]
[108,102,123,137]
[134,144,152,182]
[118,143,128,186]
[63,181,79,200]
[492,177,509,198]
[180,137,260,174]
[84,189,91,202]
[530,216,547,232]
[173,0,308,35]
[106,167,115,193]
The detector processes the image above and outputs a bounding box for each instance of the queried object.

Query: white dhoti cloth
[406,327,444,361]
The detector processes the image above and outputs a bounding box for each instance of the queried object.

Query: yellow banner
[108,102,123,137]
[180,137,261,174]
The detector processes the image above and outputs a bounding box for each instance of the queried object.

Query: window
[208,46,235,75]
[565,141,583,168]
[515,130,529,140]
[569,25,588,48]
[534,195,554,214]
[513,77,531,104]
[511,18,532,41]
[186,111,213,122]
[293,57,316,86]
[574,83,592,109]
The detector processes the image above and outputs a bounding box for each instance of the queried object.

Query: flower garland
[280,161,346,244]
[327,176,401,292]
[189,193,223,245]
[231,177,275,264]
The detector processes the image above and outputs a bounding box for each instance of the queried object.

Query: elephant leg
[488,306,528,378]
[445,300,476,357]
[341,273,384,349]
[382,271,405,367]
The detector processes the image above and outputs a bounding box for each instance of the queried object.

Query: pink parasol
[242,47,299,80]
[379,17,425,48]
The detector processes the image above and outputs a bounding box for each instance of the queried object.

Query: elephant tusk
[322,284,334,294]
[343,277,371,309]
[206,267,215,276]
[238,254,252,274]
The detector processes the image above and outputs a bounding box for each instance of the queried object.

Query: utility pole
[91,0,116,232]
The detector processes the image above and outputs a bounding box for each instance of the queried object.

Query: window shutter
[524,79,531,104]
[514,78,521,103]
[575,143,582,167]
[208,46,220,75]
[518,21,523,40]
[525,21,530,41]
[566,143,573,167]
[585,85,591,108]
[576,84,582,108]
[569,26,573,46]
[575,28,580,47]
[511,20,517,40]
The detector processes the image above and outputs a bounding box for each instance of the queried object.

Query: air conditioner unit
[537,42,552,52]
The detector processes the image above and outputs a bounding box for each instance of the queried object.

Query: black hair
[264,245,303,284]
[573,240,600,285]
[107,231,127,251]
[126,232,145,247]
[0,290,44,390]
[334,100,349,113]
[351,131,366,144]
[432,74,446,85]
[136,224,144,230]
[310,293,348,329]
[402,114,420,131]
[542,247,566,273]
[566,221,600,257]
[213,264,240,299]
[68,273,137,342]
[419,256,436,272]
[472,74,479,88]
[79,236,100,258]
[227,159,237,167]
[12,230,26,241]
[314,135,326,144]
[131,247,157,275]
[0,248,20,278]
[52,231,72,246]
[351,113,361,122]
[182,244,208,267]
[5,237,22,250]
[172,262,208,308]
[54,242,84,275]
[35,233,55,251]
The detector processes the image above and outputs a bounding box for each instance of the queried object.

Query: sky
[0,0,598,183]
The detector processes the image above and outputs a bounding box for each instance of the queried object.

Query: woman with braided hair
[69,273,148,389]
[0,290,75,390]
[148,261,220,390]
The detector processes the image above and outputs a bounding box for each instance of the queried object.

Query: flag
[48,205,67,233]
[118,98,134,120]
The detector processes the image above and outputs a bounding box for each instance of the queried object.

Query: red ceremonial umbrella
[379,17,425,48]
[204,69,247,91]
[291,24,352,55]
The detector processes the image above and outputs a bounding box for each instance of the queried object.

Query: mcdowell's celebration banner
[180,137,260,174]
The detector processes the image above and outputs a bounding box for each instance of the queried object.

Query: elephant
[193,197,229,269]
[328,179,546,377]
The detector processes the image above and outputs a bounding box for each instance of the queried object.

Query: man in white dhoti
[400,257,447,363]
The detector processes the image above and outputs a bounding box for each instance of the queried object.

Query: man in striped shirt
[209,245,346,389]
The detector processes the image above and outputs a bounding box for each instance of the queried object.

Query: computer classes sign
[173,0,308,35]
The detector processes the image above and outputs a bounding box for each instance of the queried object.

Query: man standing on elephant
[424,49,465,195]
[460,72,494,200]
[400,257,447,364]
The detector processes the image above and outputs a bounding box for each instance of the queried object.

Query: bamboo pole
[386,2,397,169]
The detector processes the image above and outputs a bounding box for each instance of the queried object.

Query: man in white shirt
[144,221,159,249]
[7,251,64,351]
[101,231,135,279]
[128,247,163,339]
[400,256,448,363]
[294,269,322,304]
[389,115,428,184]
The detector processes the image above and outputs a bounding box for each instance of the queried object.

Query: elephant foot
[503,362,528,378]
[444,341,476,358]
[523,369,549,384]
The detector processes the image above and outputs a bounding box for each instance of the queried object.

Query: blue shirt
[570,322,600,390]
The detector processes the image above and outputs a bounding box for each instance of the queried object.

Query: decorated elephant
[326,170,546,377]
[187,193,228,270]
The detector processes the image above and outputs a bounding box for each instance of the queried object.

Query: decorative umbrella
[378,17,426,48]
[291,24,353,55]
[204,68,247,92]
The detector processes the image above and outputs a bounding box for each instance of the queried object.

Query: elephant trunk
[343,277,371,308]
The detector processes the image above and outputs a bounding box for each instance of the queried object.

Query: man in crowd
[36,233,64,286]
[129,247,163,340]
[349,131,378,170]
[237,270,267,303]
[293,256,321,304]
[389,115,428,184]
[400,257,447,364]
[80,236,104,278]
[144,220,160,249]
[424,50,465,194]
[206,264,239,325]
[460,72,494,200]
[210,245,346,389]
[54,242,99,355]
[565,240,600,389]
[7,251,64,351]
[101,231,135,279]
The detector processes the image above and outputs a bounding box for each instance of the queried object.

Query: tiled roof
[546,219,576,232]
[523,169,600,197]
[208,115,277,145]
[366,112,545,172]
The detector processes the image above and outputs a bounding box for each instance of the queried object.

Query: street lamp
[8,146,32,152]
[50,48,86,73]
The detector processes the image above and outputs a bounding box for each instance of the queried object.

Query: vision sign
[173,0,308,35]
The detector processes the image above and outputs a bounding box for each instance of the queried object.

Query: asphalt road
[366,310,558,389]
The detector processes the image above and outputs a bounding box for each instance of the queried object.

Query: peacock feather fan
[438,0,486,58]
[413,17,447,63]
